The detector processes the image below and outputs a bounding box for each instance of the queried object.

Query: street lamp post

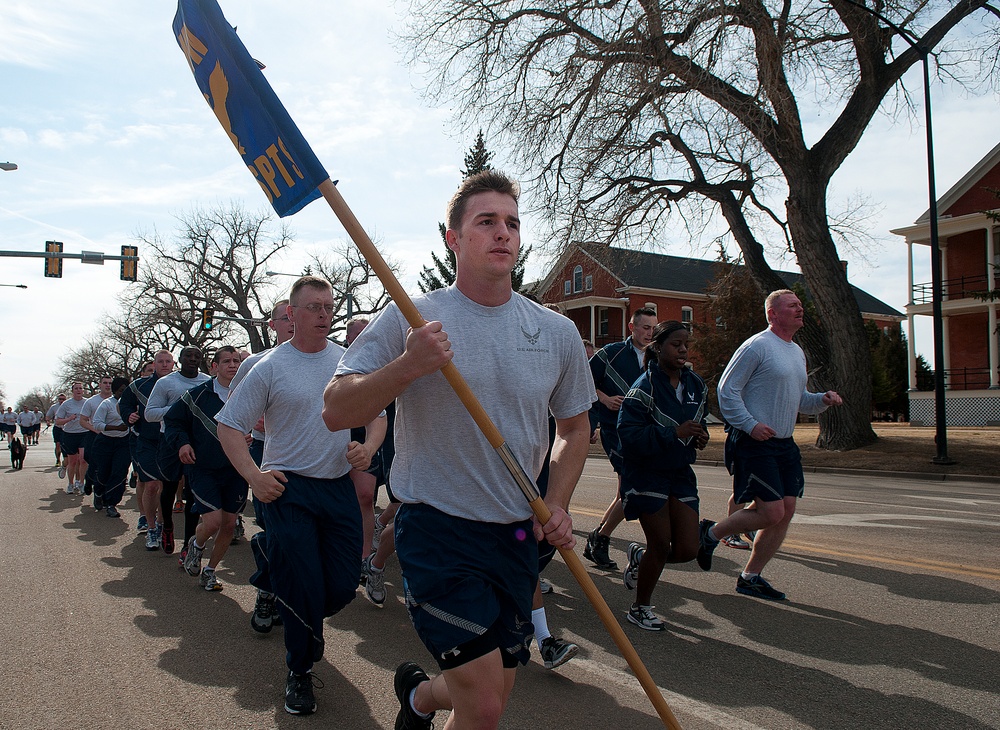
[0,162,17,172]
[840,0,953,464]
[0,284,28,289]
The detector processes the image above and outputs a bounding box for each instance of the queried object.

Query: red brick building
[533,242,901,349]
[892,141,1000,426]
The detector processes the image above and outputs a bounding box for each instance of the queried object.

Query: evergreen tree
[418,130,530,293]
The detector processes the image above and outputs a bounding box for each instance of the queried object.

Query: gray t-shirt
[56,398,88,434]
[336,286,596,523]
[717,328,828,439]
[231,349,269,440]
[146,371,211,432]
[217,341,352,479]
[81,393,109,431]
[93,397,129,438]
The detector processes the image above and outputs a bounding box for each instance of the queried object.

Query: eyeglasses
[273,316,290,322]
[292,303,335,315]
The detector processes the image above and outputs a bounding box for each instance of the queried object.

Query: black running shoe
[284,671,317,715]
[394,662,434,729]
[696,519,718,571]
[736,574,786,601]
[583,527,618,570]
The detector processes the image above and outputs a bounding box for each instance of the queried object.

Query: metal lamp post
[840,0,953,464]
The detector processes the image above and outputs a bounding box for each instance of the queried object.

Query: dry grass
[698,422,1000,478]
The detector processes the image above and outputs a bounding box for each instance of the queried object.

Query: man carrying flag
[325,171,595,729]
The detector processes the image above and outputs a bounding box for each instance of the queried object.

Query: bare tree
[58,335,130,392]
[131,202,289,354]
[400,0,999,450]
[308,241,398,343]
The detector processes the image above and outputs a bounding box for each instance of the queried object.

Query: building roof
[916,140,1000,223]
[568,243,903,318]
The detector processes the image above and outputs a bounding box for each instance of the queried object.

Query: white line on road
[571,657,770,730]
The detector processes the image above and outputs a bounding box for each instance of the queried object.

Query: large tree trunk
[786,176,876,450]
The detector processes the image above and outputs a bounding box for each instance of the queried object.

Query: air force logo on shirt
[518,325,549,353]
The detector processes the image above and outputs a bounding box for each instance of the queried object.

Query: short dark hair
[212,345,238,364]
[111,377,129,392]
[289,275,332,304]
[446,170,520,231]
[632,307,656,324]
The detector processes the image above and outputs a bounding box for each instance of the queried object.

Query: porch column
[907,240,914,305]
[907,312,918,391]
[590,304,596,343]
[988,225,999,388]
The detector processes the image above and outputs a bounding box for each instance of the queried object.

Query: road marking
[791,512,999,528]
[572,657,770,730]
[906,495,1000,507]
[781,541,1000,580]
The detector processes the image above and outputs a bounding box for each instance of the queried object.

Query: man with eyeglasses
[325,171,595,730]
[229,298,294,632]
[217,276,384,716]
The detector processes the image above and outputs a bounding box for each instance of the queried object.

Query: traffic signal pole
[0,244,139,280]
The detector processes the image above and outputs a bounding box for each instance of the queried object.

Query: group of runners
[23,170,841,728]
[1,405,44,445]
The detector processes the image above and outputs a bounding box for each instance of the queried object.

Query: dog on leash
[9,437,26,470]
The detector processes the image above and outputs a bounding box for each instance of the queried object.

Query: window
[598,307,609,336]
[681,306,693,331]
[584,275,593,291]
[573,265,583,293]
[564,280,571,295]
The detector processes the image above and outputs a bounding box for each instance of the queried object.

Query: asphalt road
[1,432,998,730]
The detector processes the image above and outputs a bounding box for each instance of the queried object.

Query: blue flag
[173,0,328,217]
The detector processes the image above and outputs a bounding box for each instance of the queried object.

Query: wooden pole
[318,179,683,729]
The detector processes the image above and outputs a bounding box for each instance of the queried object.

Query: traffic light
[120,245,138,282]
[44,241,63,278]
[200,308,215,331]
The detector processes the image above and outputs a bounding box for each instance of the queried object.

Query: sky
[1,0,997,404]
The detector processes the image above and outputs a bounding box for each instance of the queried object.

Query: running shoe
[627,604,666,631]
[364,555,386,607]
[231,514,245,545]
[736,574,786,601]
[744,530,758,545]
[394,662,434,729]
[65,483,74,495]
[696,519,718,571]
[93,495,104,511]
[136,515,148,534]
[83,481,93,496]
[161,527,175,555]
[183,541,204,576]
[583,526,618,570]
[105,505,121,519]
[177,547,187,568]
[251,590,276,633]
[284,670,317,716]
[722,534,751,550]
[172,500,184,513]
[623,542,643,591]
[539,578,553,595]
[200,567,223,591]
[145,525,161,551]
[371,518,386,552]
[540,636,579,669]
[58,465,66,480]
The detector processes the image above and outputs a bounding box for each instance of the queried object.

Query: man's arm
[218,423,287,503]
[533,411,591,549]
[346,412,387,471]
[144,379,174,423]
[324,321,453,431]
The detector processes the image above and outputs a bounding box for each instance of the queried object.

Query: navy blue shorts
[81,431,96,454]
[395,503,536,671]
[599,424,624,474]
[53,426,64,445]
[732,437,804,504]
[133,438,163,482]
[186,464,248,515]
[61,431,85,455]
[620,464,700,521]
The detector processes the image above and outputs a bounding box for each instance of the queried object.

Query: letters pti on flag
[173,0,328,217]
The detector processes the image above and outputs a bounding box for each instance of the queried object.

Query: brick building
[533,242,901,350]
[892,141,1000,426]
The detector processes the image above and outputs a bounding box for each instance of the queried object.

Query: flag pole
[317,178,683,730]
